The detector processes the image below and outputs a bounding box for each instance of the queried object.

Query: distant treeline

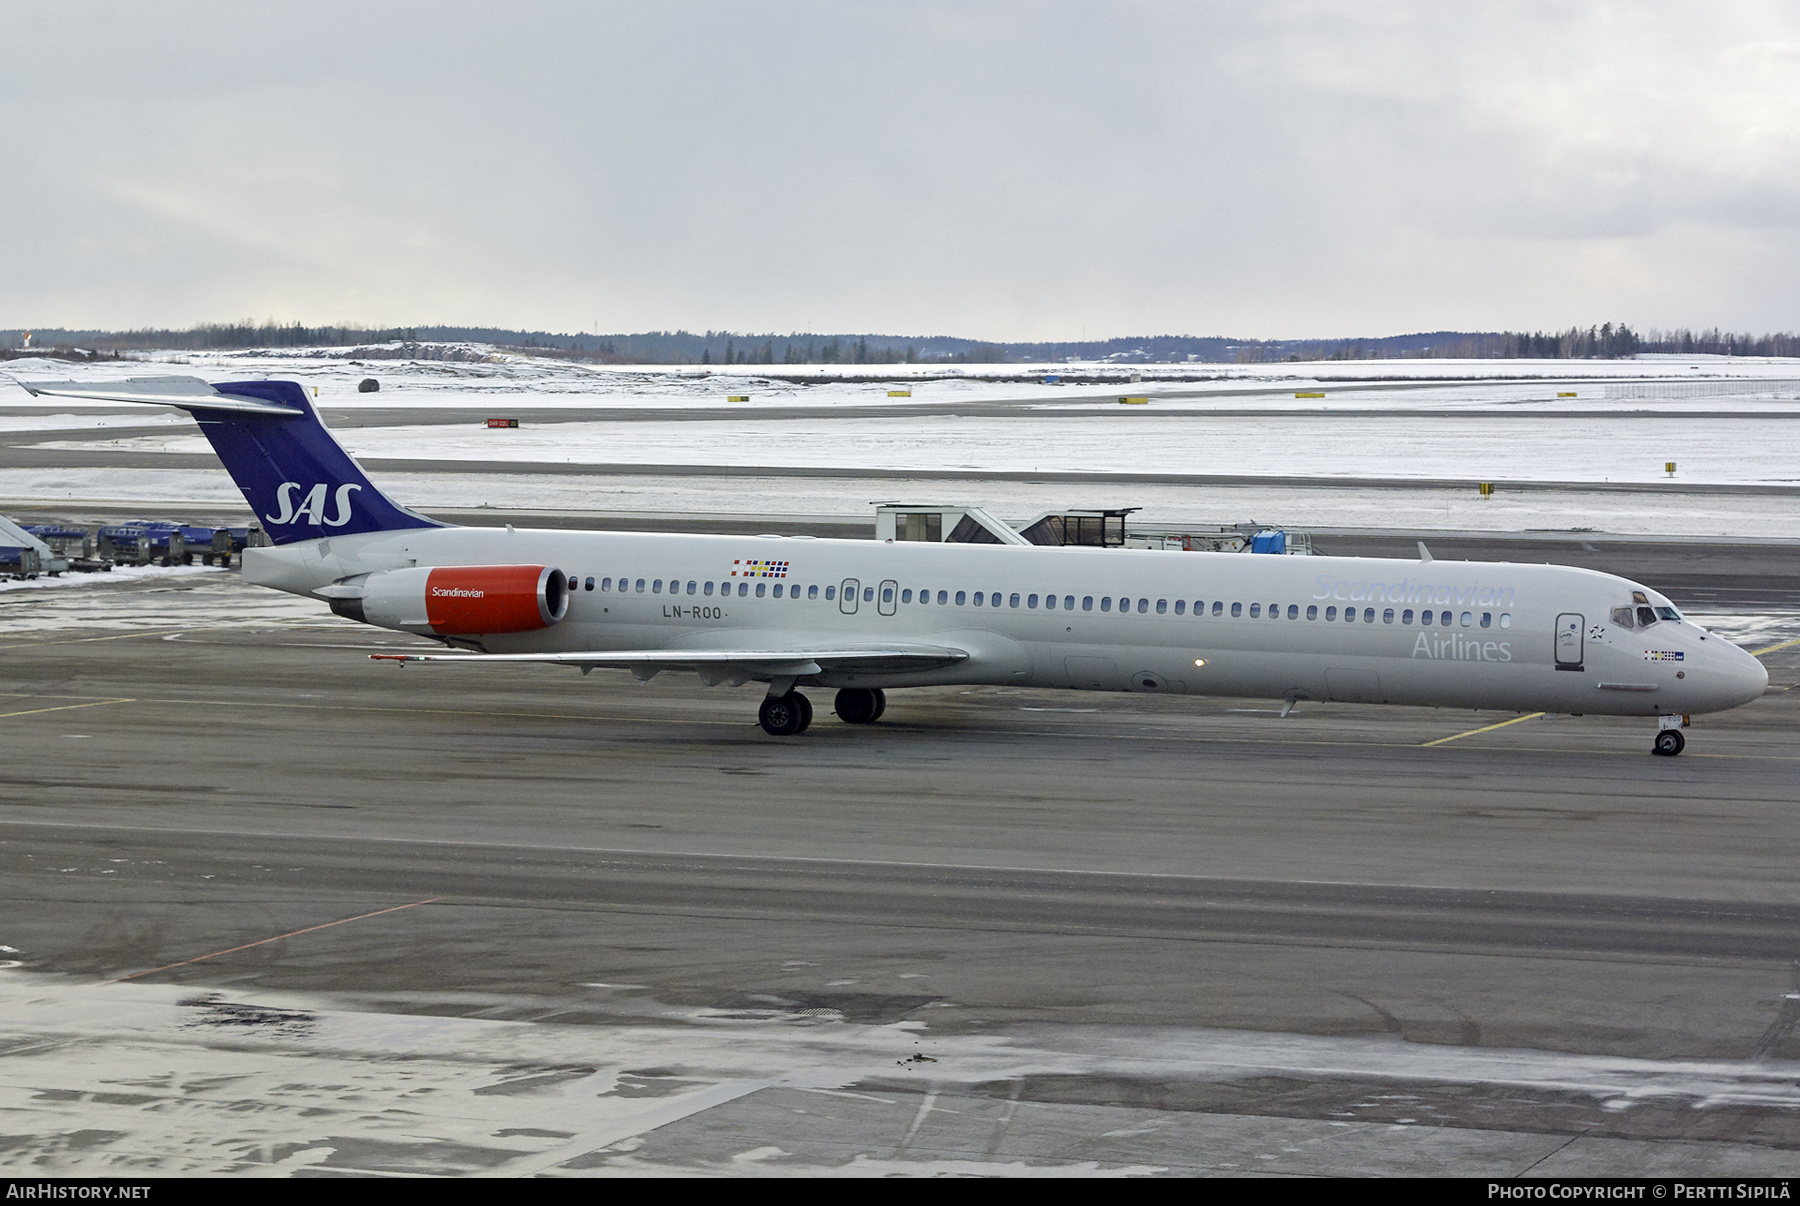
[3,321,1797,363]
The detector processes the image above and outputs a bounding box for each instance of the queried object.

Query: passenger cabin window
[1212,601,1223,616]
[809,585,819,599]
[1231,602,1242,617]
[826,586,836,599]
[1249,603,1261,618]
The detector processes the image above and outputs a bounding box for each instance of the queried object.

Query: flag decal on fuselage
[732,559,790,578]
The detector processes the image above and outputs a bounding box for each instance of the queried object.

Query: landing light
[1193,659,1207,667]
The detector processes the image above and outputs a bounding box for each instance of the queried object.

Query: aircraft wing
[11,376,303,415]
[370,644,969,677]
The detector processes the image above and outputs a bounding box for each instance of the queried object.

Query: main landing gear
[1652,714,1689,756]
[834,687,886,725]
[758,691,814,736]
[756,687,888,736]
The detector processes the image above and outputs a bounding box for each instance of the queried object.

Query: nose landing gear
[1653,714,1689,756]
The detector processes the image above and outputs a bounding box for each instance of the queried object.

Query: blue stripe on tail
[193,380,442,545]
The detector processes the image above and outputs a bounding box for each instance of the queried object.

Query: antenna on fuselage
[1418,541,1434,563]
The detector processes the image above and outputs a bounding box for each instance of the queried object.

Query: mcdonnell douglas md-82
[14,376,1768,754]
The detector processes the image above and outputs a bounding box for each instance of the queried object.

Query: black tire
[1653,729,1685,757]
[759,695,803,736]
[793,692,813,733]
[869,688,887,721]
[835,687,879,724]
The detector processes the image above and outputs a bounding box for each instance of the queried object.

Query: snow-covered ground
[4,348,1799,537]
[5,466,1798,540]
[32,411,1800,487]
[6,348,1800,413]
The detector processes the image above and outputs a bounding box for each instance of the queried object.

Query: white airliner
[14,375,1768,755]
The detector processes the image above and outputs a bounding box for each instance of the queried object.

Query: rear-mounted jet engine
[333,564,570,636]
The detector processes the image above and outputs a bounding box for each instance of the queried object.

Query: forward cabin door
[1555,613,1584,670]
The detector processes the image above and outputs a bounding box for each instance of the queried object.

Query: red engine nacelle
[356,564,570,635]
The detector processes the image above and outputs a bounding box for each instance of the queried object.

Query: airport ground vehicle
[13,376,1767,753]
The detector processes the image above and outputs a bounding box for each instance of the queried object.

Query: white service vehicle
[13,376,1768,754]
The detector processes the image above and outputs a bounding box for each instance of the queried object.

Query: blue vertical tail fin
[13,376,443,545]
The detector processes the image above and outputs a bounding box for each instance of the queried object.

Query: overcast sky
[3,2,1798,340]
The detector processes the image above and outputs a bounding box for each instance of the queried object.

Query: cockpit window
[1610,607,1634,628]
[1637,606,1658,627]
[1655,606,1681,622]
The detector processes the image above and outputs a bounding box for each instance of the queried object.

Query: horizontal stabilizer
[13,376,304,416]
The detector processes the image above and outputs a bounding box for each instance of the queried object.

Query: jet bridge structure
[0,513,68,578]
[874,504,1310,554]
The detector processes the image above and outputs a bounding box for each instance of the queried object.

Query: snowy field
[6,348,1800,414]
[39,411,1797,487]
[4,348,1799,537]
[5,466,1798,540]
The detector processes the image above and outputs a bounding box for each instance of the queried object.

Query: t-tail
[10,376,442,544]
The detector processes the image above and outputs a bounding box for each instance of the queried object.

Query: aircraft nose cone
[1705,640,1769,710]
[1732,649,1770,707]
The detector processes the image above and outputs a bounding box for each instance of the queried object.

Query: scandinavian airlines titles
[1312,573,1517,609]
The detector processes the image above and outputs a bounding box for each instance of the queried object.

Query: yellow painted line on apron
[103,897,444,984]
[0,628,194,649]
[0,698,134,719]
[1421,711,1545,747]
[1750,637,1800,656]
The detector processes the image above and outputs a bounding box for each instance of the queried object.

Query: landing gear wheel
[869,688,886,721]
[835,687,881,724]
[1653,729,1685,756]
[793,692,813,733]
[758,694,804,736]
